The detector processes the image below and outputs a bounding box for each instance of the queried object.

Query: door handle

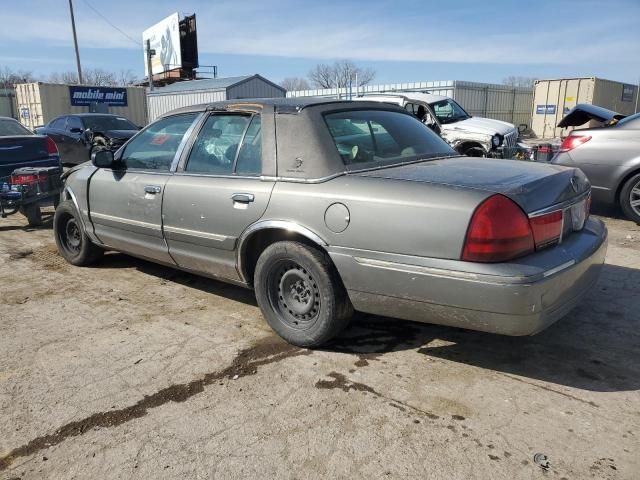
[231,193,255,203]
[144,185,162,194]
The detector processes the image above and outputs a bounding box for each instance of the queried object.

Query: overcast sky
[2,0,639,85]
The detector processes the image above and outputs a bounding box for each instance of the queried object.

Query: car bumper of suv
[329,217,607,336]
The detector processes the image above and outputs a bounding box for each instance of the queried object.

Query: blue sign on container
[536,104,556,115]
[69,86,128,107]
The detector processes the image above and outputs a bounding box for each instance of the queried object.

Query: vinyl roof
[147,74,286,95]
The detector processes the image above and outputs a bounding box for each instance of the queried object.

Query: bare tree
[503,76,536,88]
[279,77,310,91]
[117,69,137,86]
[308,60,375,89]
[0,66,37,88]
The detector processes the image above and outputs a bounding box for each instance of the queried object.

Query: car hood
[557,103,626,128]
[353,156,589,213]
[99,129,137,140]
[442,116,516,136]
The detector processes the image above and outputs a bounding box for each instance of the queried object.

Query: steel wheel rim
[268,261,320,329]
[630,180,640,217]
[62,217,82,256]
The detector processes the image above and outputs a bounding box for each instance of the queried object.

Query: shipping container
[0,88,17,119]
[147,74,286,121]
[15,82,148,130]
[531,77,639,139]
[287,80,533,127]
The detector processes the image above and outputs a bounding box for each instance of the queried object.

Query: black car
[36,113,139,165]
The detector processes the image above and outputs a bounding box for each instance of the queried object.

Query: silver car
[54,99,607,347]
[552,104,640,223]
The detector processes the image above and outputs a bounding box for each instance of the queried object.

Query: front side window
[429,99,470,124]
[325,109,455,170]
[66,116,83,131]
[120,113,198,171]
[186,114,261,175]
[50,117,67,130]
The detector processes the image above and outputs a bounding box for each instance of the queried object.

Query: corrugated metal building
[15,83,148,129]
[288,80,533,126]
[0,88,17,119]
[531,77,640,138]
[147,74,286,121]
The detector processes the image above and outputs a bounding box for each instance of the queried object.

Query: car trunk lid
[0,136,58,179]
[353,156,590,213]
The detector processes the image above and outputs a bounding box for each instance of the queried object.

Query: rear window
[0,119,33,136]
[324,110,454,170]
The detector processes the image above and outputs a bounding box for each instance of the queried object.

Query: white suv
[357,92,519,157]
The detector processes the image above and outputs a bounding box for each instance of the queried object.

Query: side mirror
[70,127,84,134]
[92,149,115,168]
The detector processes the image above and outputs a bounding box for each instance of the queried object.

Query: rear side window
[324,109,454,169]
[186,114,262,176]
[120,113,198,171]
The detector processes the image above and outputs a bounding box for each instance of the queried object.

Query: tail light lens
[530,210,563,248]
[462,195,535,262]
[559,135,591,153]
[10,173,45,186]
[46,136,59,155]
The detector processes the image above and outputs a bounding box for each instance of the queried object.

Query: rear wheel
[20,204,42,227]
[254,241,353,347]
[54,200,103,266]
[619,173,640,224]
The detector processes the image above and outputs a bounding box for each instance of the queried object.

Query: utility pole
[146,39,155,90]
[68,0,83,84]
[635,78,640,113]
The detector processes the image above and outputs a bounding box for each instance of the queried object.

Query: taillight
[558,135,591,153]
[530,210,563,248]
[9,173,45,186]
[462,195,535,263]
[46,136,58,156]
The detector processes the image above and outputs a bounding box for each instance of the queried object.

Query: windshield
[616,112,640,128]
[324,109,455,170]
[0,119,33,136]
[429,99,470,124]
[82,116,137,132]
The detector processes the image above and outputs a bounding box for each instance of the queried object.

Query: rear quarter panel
[264,175,490,259]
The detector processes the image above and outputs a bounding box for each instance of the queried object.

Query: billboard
[69,86,128,107]
[142,13,181,76]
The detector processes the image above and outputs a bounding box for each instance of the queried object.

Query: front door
[88,112,200,264]
[163,113,274,281]
[65,115,90,164]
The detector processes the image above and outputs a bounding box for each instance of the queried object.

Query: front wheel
[54,200,103,266]
[619,173,640,224]
[254,241,353,347]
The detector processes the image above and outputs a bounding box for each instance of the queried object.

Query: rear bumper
[329,217,607,335]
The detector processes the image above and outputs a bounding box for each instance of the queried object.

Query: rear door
[45,117,70,161]
[163,112,274,281]
[88,113,200,263]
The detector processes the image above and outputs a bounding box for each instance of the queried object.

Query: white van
[357,92,519,157]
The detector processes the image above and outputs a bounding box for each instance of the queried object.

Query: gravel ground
[0,210,639,479]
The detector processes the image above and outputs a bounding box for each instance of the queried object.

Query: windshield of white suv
[429,99,471,124]
[324,109,455,170]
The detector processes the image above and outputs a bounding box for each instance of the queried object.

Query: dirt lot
[1,210,639,479]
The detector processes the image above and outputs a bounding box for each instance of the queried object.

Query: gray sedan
[552,104,640,223]
[54,99,607,347]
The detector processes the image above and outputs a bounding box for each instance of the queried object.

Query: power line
[80,0,142,47]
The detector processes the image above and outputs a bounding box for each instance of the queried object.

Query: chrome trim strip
[235,220,328,284]
[542,260,575,278]
[353,256,481,280]
[528,190,590,218]
[163,225,227,242]
[64,186,87,231]
[90,212,161,231]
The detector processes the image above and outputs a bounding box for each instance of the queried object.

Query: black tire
[54,200,103,266]
[254,241,353,347]
[20,204,43,227]
[620,173,640,224]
